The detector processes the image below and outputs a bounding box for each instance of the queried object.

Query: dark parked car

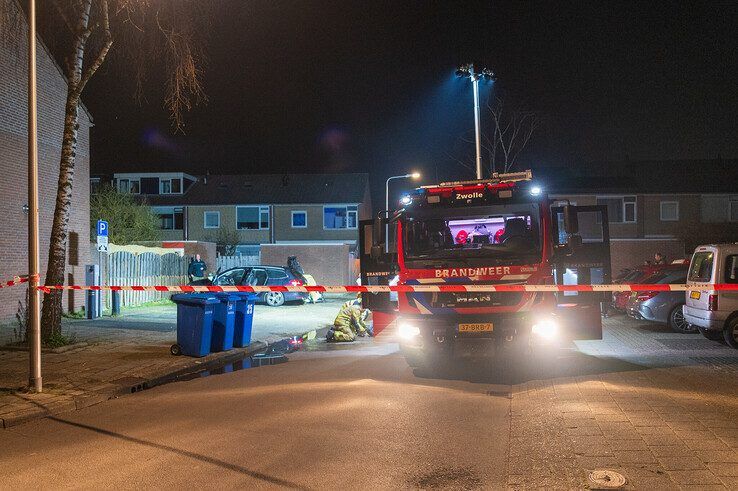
[625,268,695,333]
[189,266,308,307]
[611,261,689,312]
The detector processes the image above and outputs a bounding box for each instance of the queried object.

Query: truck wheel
[170,344,182,356]
[669,305,696,334]
[698,326,723,342]
[724,318,738,349]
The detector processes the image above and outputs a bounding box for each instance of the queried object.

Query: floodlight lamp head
[455,63,473,78]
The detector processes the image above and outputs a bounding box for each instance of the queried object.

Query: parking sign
[97,219,108,237]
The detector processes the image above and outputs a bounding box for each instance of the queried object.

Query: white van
[683,244,738,348]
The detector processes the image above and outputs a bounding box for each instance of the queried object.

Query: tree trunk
[40,90,80,340]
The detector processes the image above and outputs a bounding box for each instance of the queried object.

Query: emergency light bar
[422,169,533,189]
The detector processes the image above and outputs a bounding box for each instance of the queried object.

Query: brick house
[109,172,372,251]
[544,159,738,273]
[0,0,92,323]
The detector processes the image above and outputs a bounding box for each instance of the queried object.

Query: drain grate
[655,338,726,350]
[588,469,626,489]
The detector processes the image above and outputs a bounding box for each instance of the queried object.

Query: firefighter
[327,296,371,342]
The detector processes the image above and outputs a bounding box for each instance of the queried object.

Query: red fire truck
[360,170,612,369]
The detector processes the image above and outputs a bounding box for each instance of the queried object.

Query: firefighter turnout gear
[327,299,371,342]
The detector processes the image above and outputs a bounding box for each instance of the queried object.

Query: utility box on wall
[85,264,101,319]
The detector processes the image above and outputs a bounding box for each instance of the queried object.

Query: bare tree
[3,0,208,339]
[484,96,542,174]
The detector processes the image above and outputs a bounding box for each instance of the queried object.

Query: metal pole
[27,0,42,393]
[385,177,390,253]
[472,74,483,179]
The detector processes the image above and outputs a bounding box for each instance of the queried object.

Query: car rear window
[726,255,738,284]
[267,268,288,279]
[688,252,714,282]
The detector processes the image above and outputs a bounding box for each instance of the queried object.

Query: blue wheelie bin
[170,294,220,357]
[233,294,258,348]
[211,293,240,352]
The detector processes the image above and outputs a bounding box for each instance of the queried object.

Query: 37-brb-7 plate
[458,323,493,333]
[690,291,701,300]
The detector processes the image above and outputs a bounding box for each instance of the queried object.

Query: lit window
[324,205,358,229]
[237,206,269,230]
[660,201,679,221]
[291,211,307,228]
[204,211,220,229]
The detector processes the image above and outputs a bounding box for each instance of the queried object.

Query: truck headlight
[532,319,558,340]
[398,322,420,339]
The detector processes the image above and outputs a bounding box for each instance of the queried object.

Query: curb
[1,342,267,429]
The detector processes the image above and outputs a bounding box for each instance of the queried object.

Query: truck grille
[428,291,523,308]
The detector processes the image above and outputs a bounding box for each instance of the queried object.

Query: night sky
[84,1,738,201]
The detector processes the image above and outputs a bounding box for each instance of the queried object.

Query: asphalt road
[0,330,512,489]
[3,316,738,489]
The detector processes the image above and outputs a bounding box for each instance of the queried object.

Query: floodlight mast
[456,64,495,179]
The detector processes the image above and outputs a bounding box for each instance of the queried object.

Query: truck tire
[724,317,738,349]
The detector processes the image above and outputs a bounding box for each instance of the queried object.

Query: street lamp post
[385,172,420,253]
[27,0,42,393]
[456,64,494,180]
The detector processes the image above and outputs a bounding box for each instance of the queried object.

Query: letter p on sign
[97,220,108,237]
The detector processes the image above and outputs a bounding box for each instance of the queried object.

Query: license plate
[458,323,493,333]
[690,291,701,300]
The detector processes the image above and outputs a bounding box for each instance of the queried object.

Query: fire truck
[360,170,612,369]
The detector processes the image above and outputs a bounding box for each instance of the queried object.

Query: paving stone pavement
[0,296,347,428]
[506,314,738,489]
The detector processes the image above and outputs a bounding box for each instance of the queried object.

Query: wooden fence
[103,251,189,309]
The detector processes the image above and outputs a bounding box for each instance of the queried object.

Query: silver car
[626,269,695,333]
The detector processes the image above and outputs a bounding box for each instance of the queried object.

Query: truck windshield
[402,203,542,263]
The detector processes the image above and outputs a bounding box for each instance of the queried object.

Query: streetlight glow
[411,172,421,179]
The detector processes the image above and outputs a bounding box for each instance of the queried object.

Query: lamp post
[385,172,420,253]
[456,64,494,180]
[27,0,42,392]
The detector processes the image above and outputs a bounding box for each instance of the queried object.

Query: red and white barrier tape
[36,283,738,293]
[0,274,36,290]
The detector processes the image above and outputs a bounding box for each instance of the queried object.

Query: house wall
[0,1,92,325]
[701,194,738,223]
[183,204,361,245]
[186,205,270,244]
[260,244,354,285]
[641,195,701,237]
[273,204,360,243]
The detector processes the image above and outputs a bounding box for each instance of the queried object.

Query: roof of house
[539,158,738,195]
[145,173,370,206]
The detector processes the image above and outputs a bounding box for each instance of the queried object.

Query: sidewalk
[0,296,345,428]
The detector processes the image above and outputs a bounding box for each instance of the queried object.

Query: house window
[291,211,307,228]
[660,201,679,221]
[152,207,184,230]
[731,201,738,222]
[237,206,269,230]
[596,196,636,223]
[160,178,182,194]
[324,205,358,229]
[204,211,220,229]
